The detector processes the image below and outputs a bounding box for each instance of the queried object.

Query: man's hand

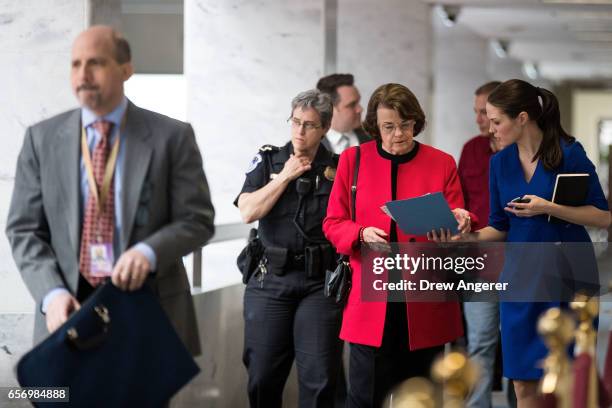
[46,292,80,333]
[111,248,151,291]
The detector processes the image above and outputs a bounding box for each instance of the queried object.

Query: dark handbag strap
[350,146,360,222]
[340,146,360,263]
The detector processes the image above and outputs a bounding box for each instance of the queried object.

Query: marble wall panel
[337,0,432,126]
[430,17,489,161]
[0,1,89,317]
[185,0,324,224]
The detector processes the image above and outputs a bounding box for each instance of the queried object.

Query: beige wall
[572,90,612,168]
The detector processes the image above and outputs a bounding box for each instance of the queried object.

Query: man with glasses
[234,89,343,407]
[317,73,370,154]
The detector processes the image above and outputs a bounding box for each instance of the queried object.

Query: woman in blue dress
[466,79,609,407]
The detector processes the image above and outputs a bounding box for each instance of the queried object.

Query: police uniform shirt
[234,141,337,252]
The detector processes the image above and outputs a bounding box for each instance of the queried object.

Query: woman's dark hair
[362,83,426,140]
[487,79,574,171]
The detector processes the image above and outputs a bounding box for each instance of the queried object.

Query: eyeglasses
[380,120,415,134]
[288,117,322,131]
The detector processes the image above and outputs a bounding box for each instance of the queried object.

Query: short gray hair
[290,89,333,129]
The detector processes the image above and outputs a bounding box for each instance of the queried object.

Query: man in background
[458,81,504,408]
[316,73,370,153]
[317,73,369,407]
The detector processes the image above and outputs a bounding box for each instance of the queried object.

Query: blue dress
[488,140,609,380]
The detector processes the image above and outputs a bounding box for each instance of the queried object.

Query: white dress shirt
[325,128,359,154]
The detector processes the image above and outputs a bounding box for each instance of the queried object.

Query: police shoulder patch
[246,154,263,173]
[259,144,280,153]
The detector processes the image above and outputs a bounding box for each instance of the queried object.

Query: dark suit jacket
[320,127,371,153]
[6,101,215,355]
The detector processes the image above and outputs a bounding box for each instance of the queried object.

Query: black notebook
[548,173,590,223]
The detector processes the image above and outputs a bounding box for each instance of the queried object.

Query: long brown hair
[487,79,574,171]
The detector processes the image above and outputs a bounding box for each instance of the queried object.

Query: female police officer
[234,89,343,408]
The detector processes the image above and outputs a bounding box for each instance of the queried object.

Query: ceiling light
[523,62,540,80]
[435,5,461,27]
[491,39,509,58]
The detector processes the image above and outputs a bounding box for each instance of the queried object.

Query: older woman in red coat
[323,83,472,408]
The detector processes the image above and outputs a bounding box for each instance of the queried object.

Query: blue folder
[16,282,200,407]
[383,192,458,236]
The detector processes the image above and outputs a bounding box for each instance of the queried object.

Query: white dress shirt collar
[326,128,358,154]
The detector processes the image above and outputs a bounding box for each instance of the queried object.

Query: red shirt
[458,135,495,229]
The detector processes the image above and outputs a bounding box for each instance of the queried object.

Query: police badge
[323,166,336,181]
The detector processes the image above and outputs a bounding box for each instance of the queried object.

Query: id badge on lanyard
[82,119,122,277]
[90,242,114,276]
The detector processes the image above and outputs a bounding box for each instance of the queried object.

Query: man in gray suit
[6,25,214,355]
[316,73,370,154]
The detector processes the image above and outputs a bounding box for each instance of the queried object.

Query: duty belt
[286,251,305,269]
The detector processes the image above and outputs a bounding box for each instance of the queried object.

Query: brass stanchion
[383,350,479,407]
[383,377,436,408]
[538,307,575,408]
[571,294,599,408]
[430,351,479,408]
[572,294,599,356]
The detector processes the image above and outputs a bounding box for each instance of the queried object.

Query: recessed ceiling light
[491,40,509,58]
[435,5,461,27]
[523,62,539,80]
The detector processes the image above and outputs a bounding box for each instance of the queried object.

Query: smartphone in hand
[511,196,530,209]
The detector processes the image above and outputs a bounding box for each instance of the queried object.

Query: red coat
[323,141,466,350]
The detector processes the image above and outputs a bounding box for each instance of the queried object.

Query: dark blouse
[376,140,420,242]
[376,141,420,302]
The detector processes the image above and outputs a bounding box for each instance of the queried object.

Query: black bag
[325,258,352,304]
[237,228,263,284]
[324,147,360,304]
[16,282,199,408]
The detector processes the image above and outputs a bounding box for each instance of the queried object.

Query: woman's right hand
[362,227,388,242]
[362,227,390,252]
[279,154,311,182]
